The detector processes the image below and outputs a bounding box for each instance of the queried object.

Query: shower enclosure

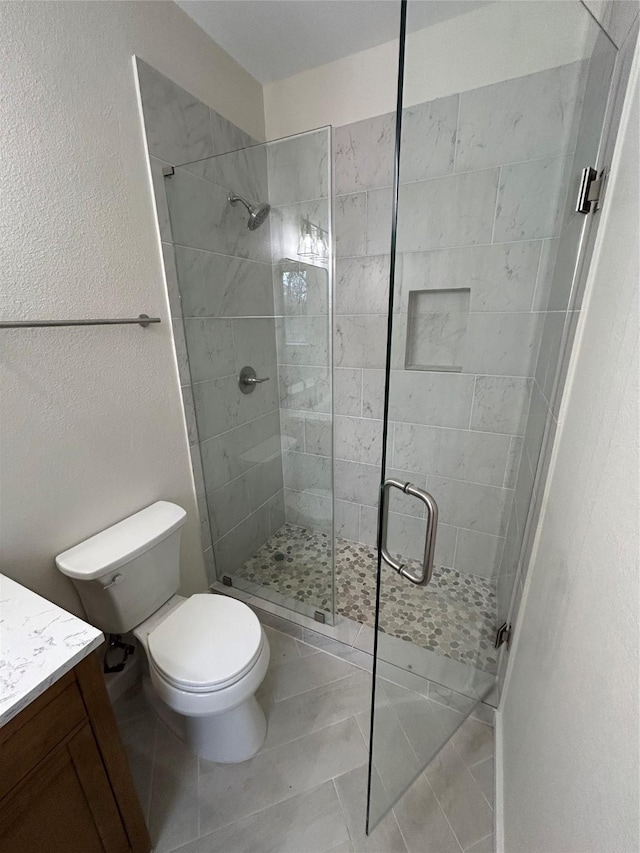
[137,0,621,830]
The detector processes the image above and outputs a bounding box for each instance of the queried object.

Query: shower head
[228,193,271,231]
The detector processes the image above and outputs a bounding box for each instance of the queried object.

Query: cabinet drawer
[0,678,87,799]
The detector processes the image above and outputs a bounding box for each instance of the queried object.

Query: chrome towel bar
[0,314,161,329]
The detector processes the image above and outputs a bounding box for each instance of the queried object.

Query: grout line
[489,165,502,245]
[424,771,466,853]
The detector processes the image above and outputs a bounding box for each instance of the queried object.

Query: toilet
[55,501,270,763]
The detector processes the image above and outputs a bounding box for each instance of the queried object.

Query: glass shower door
[163,128,335,624]
[367,0,616,831]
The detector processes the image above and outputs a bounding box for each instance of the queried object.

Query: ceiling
[176,1,491,83]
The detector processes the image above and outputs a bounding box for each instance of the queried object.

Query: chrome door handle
[379,479,438,586]
[239,365,270,394]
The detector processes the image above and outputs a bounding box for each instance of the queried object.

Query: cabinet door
[0,724,130,853]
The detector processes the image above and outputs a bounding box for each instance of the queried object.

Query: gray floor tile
[334,767,408,853]
[173,781,350,853]
[117,711,157,821]
[424,743,494,852]
[469,758,494,810]
[392,772,462,853]
[258,650,359,703]
[263,624,307,665]
[301,628,374,671]
[149,722,200,853]
[113,681,150,722]
[451,718,494,768]
[465,833,494,853]
[323,840,355,853]
[262,670,371,751]
[199,717,368,836]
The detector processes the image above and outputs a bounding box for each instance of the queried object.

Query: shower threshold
[229,523,498,675]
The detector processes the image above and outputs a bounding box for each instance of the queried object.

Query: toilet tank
[55,501,187,634]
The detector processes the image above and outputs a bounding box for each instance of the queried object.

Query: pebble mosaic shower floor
[234,523,499,673]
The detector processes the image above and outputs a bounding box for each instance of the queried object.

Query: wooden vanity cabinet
[0,650,151,853]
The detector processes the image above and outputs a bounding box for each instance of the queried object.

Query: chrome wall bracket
[576,166,604,214]
[494,622,512,649]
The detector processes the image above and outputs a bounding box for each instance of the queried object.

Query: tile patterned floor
[114,619,495,853]
[234,524,498,673]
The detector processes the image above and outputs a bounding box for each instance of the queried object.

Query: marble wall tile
[405,289,470,371]
[268,490,287,533]
[193,370,278,439]
[231,318,278,372]
[393,423,511,487]
[470,376,532,436]
[543,217,584,313]
[335,499,360,541]
[385,370,475,429]
[181,386,198,446]
[493,155,572,242]
[504,436,524,489]
[335,255,391,314]
[283,450,331,495]
[284,489,332,535]
[385,466,428,518]
[361,368,385,419]
[463,312,542,377]
[175,247,274,319]
[276,316,329,366]
[208,474,251,540]
[166,168,270,262]
[185,142,269,208]
[455,62,586,173]
[245,454,284,511]
[335,415,384,466]
[335,459,381,507]
[214,504,270,571]
[392,169,499,253]
[534,311,566,399]
[531,238,559,311]
[172,319,191,386]
[210,109,253,156]
[365,187,393,256]
[335,193,367,257]
[280,410,305,453]
[401,241,543,314]
[217,410,282,484]
[272,259,330,318]
[335,315,388,368]
[304,412,332,457]
[400,94,458,183]
[335,367,362,417]
[137,59,213,166]
[427,476,512,537]
[200,435,225,491]
[268,129,330,206]
[278,365,331,413]
[182,318,235,383]
[455,529,504,579]
[334,112,395,195]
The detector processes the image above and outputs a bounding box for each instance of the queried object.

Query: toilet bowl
[55,501,270,763]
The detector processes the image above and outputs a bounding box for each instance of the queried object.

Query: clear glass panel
[368,0,616,831]
[165,128,335,623]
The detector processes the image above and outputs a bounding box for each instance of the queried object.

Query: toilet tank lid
[55,501,187,580]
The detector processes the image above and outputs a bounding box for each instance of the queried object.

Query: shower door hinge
[162,166,175,178]
[576,166,604,214]
[494,622,512,649]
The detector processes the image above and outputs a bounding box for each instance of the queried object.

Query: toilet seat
[147,594,264,694]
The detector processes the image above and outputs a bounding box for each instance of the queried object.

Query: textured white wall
[0,1,264,615]
[264,1,593,138]
[499,39,640,853]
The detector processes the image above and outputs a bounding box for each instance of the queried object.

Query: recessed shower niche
[404,287,470,371]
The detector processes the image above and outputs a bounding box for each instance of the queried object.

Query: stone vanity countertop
[0,574,104,727]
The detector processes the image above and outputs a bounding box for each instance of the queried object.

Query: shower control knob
[239,366,270,394]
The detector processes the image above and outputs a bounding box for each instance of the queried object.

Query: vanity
[0,574,151,852]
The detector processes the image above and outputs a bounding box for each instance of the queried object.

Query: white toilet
[55,500,270,763]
